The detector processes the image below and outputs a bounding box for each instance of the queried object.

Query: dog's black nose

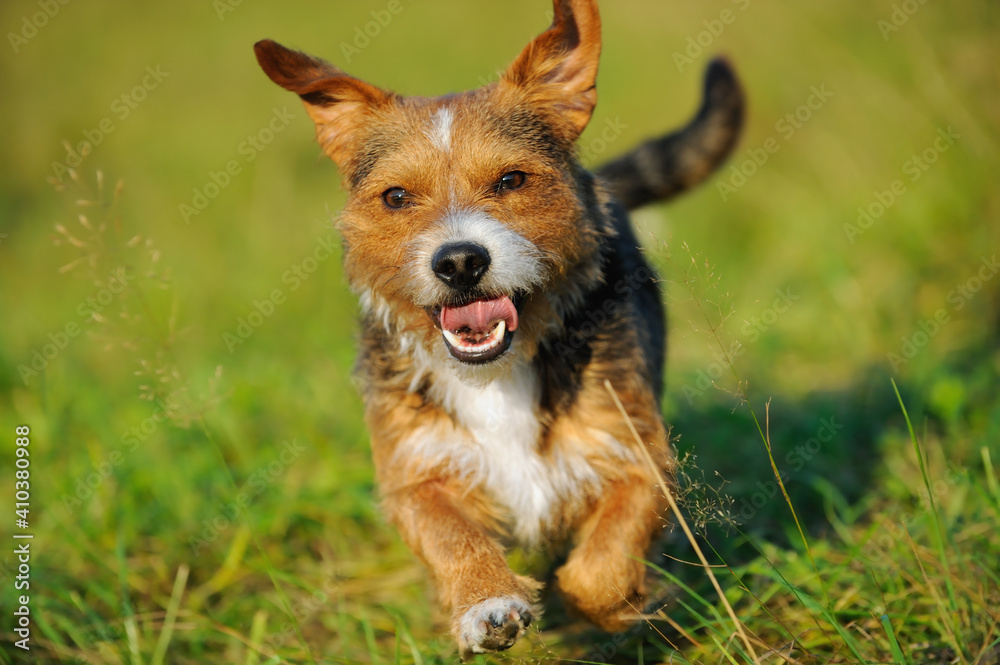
[432,242,491,290]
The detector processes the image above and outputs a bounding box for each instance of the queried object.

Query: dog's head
[255,0,610,376]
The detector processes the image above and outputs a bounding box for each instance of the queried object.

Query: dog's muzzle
[429,242,518,364]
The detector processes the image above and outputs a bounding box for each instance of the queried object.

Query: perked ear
[253,39,396,170]
[501,0,602,137]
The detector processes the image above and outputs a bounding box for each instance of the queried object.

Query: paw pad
[458,596,533,658]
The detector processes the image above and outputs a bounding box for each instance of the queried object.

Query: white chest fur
[404,359,602,545]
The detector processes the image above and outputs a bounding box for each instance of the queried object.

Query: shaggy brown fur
[254,0,742,657]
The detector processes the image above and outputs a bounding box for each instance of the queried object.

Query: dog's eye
[382,187,412,209]
[497,171,527,193]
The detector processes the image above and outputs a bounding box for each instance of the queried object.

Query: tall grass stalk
[659,239,827,603]
[900,528,964,663]
[890,379,959,617]
[605,379,759,662]
[150,564,189,665]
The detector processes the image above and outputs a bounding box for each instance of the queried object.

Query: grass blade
[880,614,910,665]
[754,402,826,603]
[900,527,964,663]
[605,380,759,662]
[890,379,958,614]
[740,532,869,663]
[116,527,144,665]
[246,609,268,665]
[359,613,381,664]
[982,447,1000,508]
[150,564,190,665]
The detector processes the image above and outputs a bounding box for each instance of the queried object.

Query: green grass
[1,0,999,663]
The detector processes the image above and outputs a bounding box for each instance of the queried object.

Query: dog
[254,0,742,657]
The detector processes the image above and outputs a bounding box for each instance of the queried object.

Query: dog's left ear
[254,39,397,172]
[501,0,601,138]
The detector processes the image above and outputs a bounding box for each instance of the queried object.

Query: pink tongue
[440,296,518,334]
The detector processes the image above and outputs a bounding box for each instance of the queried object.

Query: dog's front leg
[384,481,539,658]
[555,468,662,631]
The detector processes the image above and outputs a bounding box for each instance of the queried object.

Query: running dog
[254,0,742,656]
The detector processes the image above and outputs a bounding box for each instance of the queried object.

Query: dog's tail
[595,57,744,211]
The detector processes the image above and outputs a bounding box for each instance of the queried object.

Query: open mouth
[430,295,519,364]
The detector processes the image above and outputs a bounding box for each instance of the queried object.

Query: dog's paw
[555,554,645,632]
[456,596,533,659]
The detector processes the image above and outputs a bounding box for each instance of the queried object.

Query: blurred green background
[1,0,998,663]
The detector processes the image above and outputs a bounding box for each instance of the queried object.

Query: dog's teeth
[443,329,463,347]
[442,318,509,354]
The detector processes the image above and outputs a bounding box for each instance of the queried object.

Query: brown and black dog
[255,0,742,657]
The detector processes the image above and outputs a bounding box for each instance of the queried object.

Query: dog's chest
[424,361,601,545]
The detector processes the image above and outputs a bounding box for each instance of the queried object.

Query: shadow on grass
[533,337,1000,663]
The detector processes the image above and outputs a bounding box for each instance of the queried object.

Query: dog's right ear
[254,39,396,171]
[501,0,602,139]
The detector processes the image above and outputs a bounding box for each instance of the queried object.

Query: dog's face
[255,0,606,378]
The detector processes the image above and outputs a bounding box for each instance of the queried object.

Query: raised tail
[596,57,745,211]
